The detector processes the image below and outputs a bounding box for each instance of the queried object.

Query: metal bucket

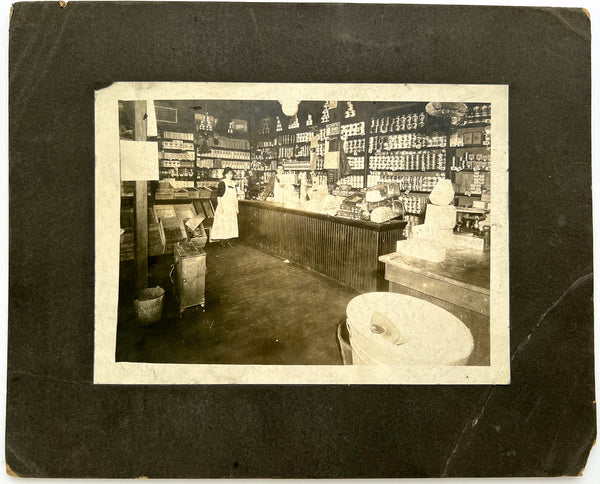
[134,286,165,325]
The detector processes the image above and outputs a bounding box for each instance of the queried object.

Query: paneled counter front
[238,200,407,292]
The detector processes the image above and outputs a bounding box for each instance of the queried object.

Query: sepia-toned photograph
[7,1,595,479]
[95,82,509,385]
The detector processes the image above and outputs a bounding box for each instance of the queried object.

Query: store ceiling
[119,99,428,135]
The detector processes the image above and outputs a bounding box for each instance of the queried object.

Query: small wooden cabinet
[172,243,207,316]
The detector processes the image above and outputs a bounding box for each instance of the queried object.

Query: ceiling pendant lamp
[280,100,300,117]
[425,102,468,126]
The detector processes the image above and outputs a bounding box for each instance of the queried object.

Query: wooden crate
[155,188,174,200]
[185,187,200,199]
[148,220,166,256]
[153,205,177,222]
[174,188,189,199]
[188,222,208,249]
[162,217,187,252]
[173,203,197,222]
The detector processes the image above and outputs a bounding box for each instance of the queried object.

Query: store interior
[117,99,491,366]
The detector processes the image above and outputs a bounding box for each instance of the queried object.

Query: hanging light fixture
[425,102,468,126]
[280,100,300,117]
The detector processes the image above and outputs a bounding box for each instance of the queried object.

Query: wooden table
[379,247,490,365]
[238,200,407,292]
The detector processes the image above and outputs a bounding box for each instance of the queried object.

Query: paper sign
[146,100,158,137]
[324,150,339,169]
[120,140,159,180]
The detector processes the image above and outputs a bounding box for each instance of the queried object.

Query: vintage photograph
[94,82,509,384]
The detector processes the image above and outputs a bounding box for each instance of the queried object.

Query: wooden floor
[116,242,359,365]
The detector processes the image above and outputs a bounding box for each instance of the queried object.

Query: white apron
[273,176,284,203]
[210,181,239,241]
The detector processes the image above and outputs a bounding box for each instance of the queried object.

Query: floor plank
[116,242,359,365]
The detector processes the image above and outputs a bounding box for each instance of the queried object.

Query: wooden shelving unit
[158,130,196,188]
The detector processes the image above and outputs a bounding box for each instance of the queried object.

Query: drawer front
[385,264,489,316]
[182,254,206,270]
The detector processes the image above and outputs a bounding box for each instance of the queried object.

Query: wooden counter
[238,200,407,292]
[379,248,490,365]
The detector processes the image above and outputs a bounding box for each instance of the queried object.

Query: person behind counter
[245,169,261,199]
[211,167,239,248]
[261,164,286,202]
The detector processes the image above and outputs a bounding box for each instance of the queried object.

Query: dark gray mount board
[7,2,594,478]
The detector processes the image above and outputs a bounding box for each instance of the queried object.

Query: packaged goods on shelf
[196,180,219,189]
[400,195,427,215]
[368,173,445,192]
[340,121,365,137]
[277,134,296,145]
[163,131,194,141]
[296,132,312,143]
[278,146,294,159]
[160,150,195,161]
[159,168,177,179]
[346,156,365,170]
[209,138,250,150]
[370,112,426,134]
[463,104,491,125]
[295,144,310,158]
[452,151,491,171]
[196,159,216,168]
[250,160,270,171]
[162,140,194,151]
[205,148,250,160]
[453,171,490,195]
[343,138,365,154]
[283,160,311,171]
[369,150,446,171]
[221,160,251,170]
[369,133,442,152]
[337,175,365,189]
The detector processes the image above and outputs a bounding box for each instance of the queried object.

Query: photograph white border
[94,82,509,385]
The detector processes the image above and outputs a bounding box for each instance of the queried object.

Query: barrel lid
[346,292,474,365]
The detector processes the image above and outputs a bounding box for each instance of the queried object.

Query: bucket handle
[346,320,353,339]
[169,264,175,286]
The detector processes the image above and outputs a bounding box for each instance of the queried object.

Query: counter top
[239,199,406,232]
[379,247,490,295]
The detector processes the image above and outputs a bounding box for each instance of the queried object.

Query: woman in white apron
[273,164,285,203]
[210,167,239,247]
